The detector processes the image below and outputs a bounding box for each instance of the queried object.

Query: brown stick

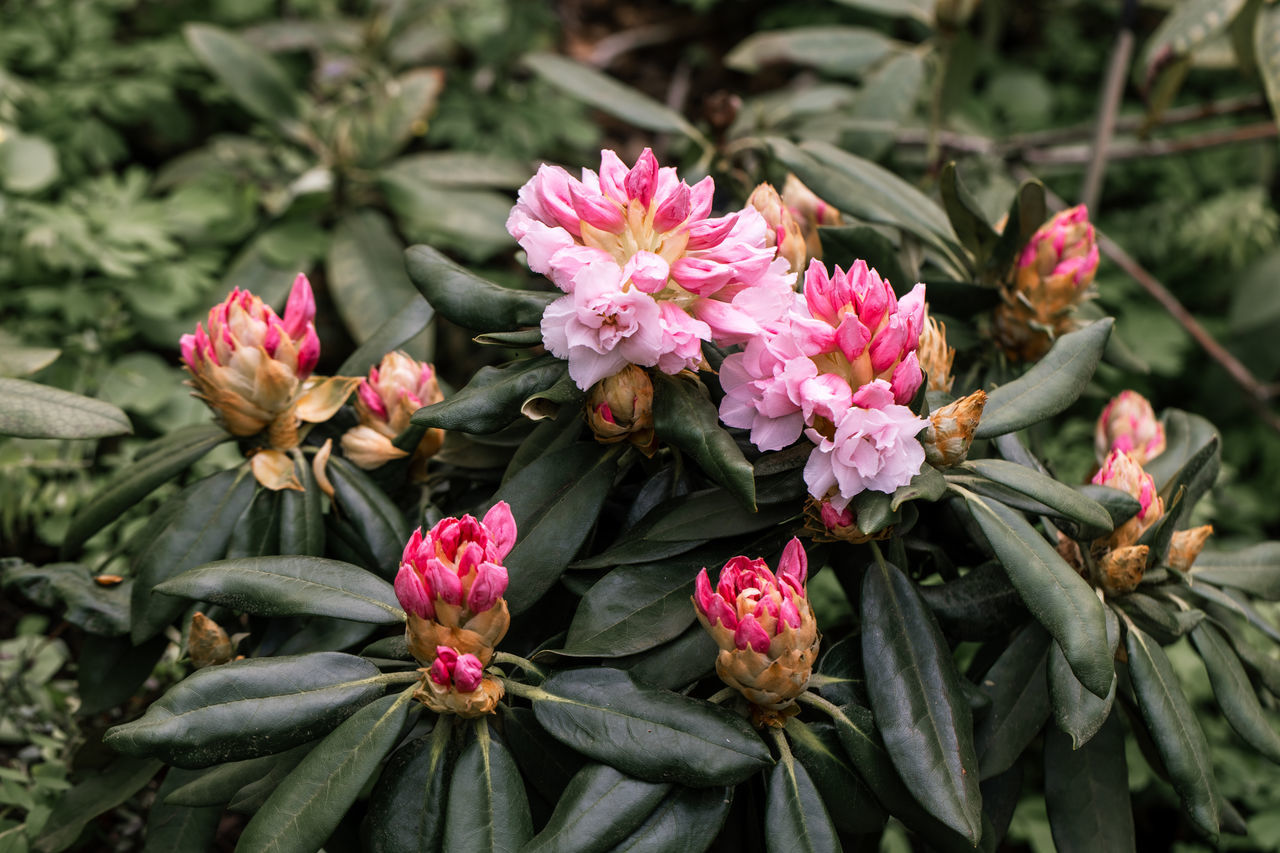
[1080,28,1134,211]
[1024,122,1279,166]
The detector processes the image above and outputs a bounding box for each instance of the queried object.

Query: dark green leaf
[524,764,671,853]
[411,356,565,434]
[726,26,897,78]
[404,245,554,332]
[975,320,1113,439]
[78,635,167,715]
[326,456,411,578]
[279,453,324,556]
[1193,543,1280,599]
[0,377,131,440]
[156,556,403,624]
[522,53,704,141]
[237,690,414,853]
[494,443,622,614]
[2,561,130,637]
[652,373,756,508]
[1043,714,1134,853]
[1076,484,1141,530]
[561,562,698,657]
[861,560,982,842]
[963,459,1113,539]
[225,487,280,559]
[602,785,732,853]
[991,180,1046,277]
[817,226,909,293]
[386,152,532,188]
[765,742,842,853]
[363,722,455,853]
[382,176,514,262]
[501,707,586,806]
[163,745,312,807]
[891,465,947,511]
[31,757,162,853]
[103,653,383,768]
[531,668,773,786]
[786,719,887,836]
[337,295,435,378]
[1049,607,1120,749]
[62,424,230,555]
[918,561,1028,642]
[184,24,302,133]
[961,490,1113,699]
[1125,623,1220,842]
[1145,409,1219,490]
[130,469,257,643]
[616,623,718,691]
[1191,623,1280,763]
[444,722,534,853]
[974,623,1051,779]
[143,770,221,853]
[940,162,999,269]
[327,209,422,344]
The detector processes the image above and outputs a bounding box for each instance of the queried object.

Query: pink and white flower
[509,148,797,388]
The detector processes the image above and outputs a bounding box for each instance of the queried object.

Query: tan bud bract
[189,612,233,669]
[1099,545,1149,595]
[584,365,658,455]
[1168,525,1213,571]
[405,604,510,668]
[414,673,504,718]
[918,312,955,393]
[923,391,987,468]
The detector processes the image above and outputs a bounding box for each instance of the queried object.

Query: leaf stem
[374,671,423,685]
[707,687,738,705]
[796,689,843,719]
[492,651,547,681]
[499,676,551,702]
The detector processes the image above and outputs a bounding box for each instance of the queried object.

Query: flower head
[396,502,516,666]
[341,351,444,479]
[509,148,797,388]
[1092,449,1164,550]
[1095,390,1165,466]
[693,538,819,718]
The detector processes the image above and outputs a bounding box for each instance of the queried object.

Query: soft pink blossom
[693,538,810,655]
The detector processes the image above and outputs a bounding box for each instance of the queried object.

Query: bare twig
[1024,122,1279,166]
[1080,19,1135,211]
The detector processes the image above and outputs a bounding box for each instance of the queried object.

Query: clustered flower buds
[180,274,360,490]
[584,364,658,455]
[341,351,445,480]
[1093,449,1164,553]
[508,147,797,389]
[802,497,889,545]
[1095,390,1166,466]
[394,504,516,717]
[993,205,1099,361]
[693,538,819,724]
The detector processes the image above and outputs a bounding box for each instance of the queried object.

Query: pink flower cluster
[508,148,797,388]
[428,646,484,693]
[694,538,809,654]
[1095,390,1165,466]
[719,260,927,508]
[394,503,516,621]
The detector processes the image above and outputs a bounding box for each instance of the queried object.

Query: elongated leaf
[652,373,755,508]
[1191,623,1280,762]
[405,244,555,331]
[62,424,230,554]
[891,466,947,511]
[861,560,983,842]
[1193,543,1280,599]
[156,556,403,624]
[0,377,131,439]
[974,623,1051,779]
[382,175,514,262]
[163,746,312,807]
[79,635,167,715]
[1146,0,1248,69]
[238,690,414,853]
[363,722,455,853]
[501,707,586,806]
[561,562,697,657]
[602,785,732,853]
[279,452,324,556]
[1077,484,1141,529]
[940,162,999,269]
[103,653,383,768]
[411,356,566,434]
[919,561,1028,642]
[184,24,302,133]
[444,723,534,853]
[974,320,1113,439]
[143,769,222,853]
[765,744,842,853]
[328,209,421,343]
[326,457,410,577]
[531,668,772,786]
[131,469,257,643]
[829,0,934,21]
[3,561,130,637]
[1049,607,1120,749]
[386,152,531,188]
[523,53,704,141]
[727,26,897,78]
[226,487,280,559]
[495,444,622,614]
[787,720,887,836]
[1043,714,1134,853]
[31,757,162,853]
[613,621,718,690]
[963,459,1113,539]
[338,295,435,378]
[1125,624,1220,841]
[524,764,670,853]
[846,52,927,160]
[818,226,909,291]
[961,490,1113,699]
[989,179,1047,277]
[1258,6,1280,139]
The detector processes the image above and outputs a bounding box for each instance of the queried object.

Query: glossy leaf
[918,561,1028,642]
[363,722,455,853]
[523,53,704,141]
[531,668,773,786]
[130,469,257,643]
[1125,623,1220,842]
[940,162,999,268]
[237,690,414,853]
[973,623,1051,779]
[163,746,312,807]
[818,226,909,292]
[1191,622,1280,763]
[615,622,718,690]
[861,560,983,842]
[786,719,887,836]
[156,556,403,623]
[961,490,1113,699]
[495,443,621,614]
[602,785,732,853]
[184,24,302,132]
[1192,543,1280,599]
[327,209,421,343]
[974,319,1113,439]
[962,459,1113,539]
[337,294,435,378]
[443,723,534,853]
[1043,714,1134,853]
[726,26,898,78]
[561,562,698,657]
[652,373,756,509]
[765,743,842,853]
[524,764,671,853]
[1076,484,1141,530]
[326,456,410,578]
[279,453,324,556]
[1049,607,1120,749]
[501,707,586,807]
[225,486,280,559]
[1144,409,1219,489]
[411,356,566,434]
[0,377,131,440]
[143,769,222,853]
[31,757,162,853]
[103,653,383,768]
[405,244,555,331]
[62,424,230,555]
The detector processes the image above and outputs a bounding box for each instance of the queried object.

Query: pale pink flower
[803,380,927,510]
[509,148,797,388]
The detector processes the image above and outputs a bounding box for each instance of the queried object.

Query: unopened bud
[413,646,504,717]
[189,612,233,669]
[782,174,842,264]
[918,311,955,393]
[1095,391,1165,466]
[1092,450,1163,550]
[584,365,658,455]
[1168,525,1213,572]
[923,390,986,468]
[341,351,445,480]
[1099,545,1149,595]
[748,183,807,274]
[802,497,890,545]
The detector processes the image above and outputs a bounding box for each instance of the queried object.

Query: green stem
[707,687,738,705]
[767,724,793,762]
[500,676,551,702]
[493,651,547,681]
[796,689,844,719]
[867,539,889,572]
[375,671,423,685]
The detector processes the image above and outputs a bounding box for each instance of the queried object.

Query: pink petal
[454,654,484,692]
[466,562,508,613]
[282,274,316,338]
[778,537,808,588]
[734,613,772,653]
[482,501,518,560]
[624,148,659,207]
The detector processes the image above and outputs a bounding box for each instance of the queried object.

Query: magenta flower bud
[281,273,316,338]
[1095,390,1165,466]
[428,656,452,687]
[1092,450,1164,550]
[342,351,445,477]
[394,562,435,620]
[481,502,517,562]
[465,563,508,614]
[624,148,659,207]
[453,654,485,693]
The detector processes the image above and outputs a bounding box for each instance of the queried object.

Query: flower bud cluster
[395,503,517,717]
[1095,390,1166,466]
[584,365,658,454]
[341,351,445,480]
